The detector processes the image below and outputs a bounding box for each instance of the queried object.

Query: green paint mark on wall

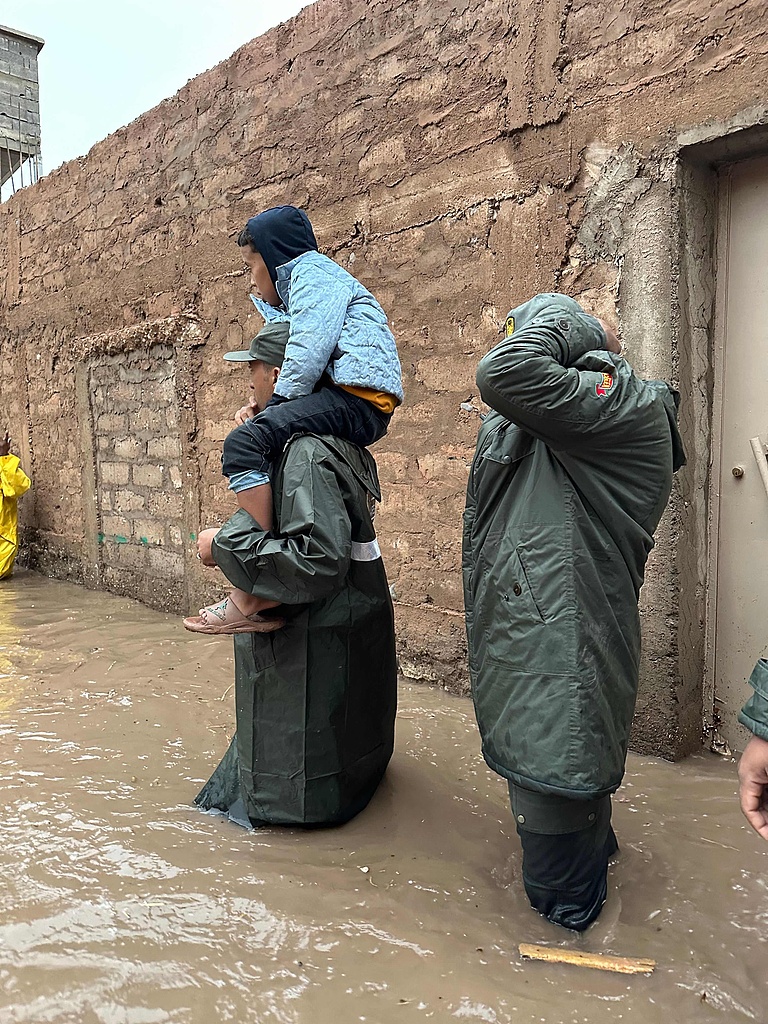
[98,533,105,544]
[115,535,128,544]
[140,537,149,546]
[189,532,197,541]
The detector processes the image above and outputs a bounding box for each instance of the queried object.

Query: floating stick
[519,943,656,975]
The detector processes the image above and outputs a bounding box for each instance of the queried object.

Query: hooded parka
[196,433,397,827]
[463,294,685,800]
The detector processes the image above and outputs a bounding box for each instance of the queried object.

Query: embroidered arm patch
[595,372,614,397]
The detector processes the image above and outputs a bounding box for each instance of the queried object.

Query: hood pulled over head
[503,293,606,350]
[244,206,318,284]
[504,293,686,474]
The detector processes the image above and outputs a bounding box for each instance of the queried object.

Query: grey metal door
[713,155,768,749]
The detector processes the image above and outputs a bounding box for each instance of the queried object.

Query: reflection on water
[0,583,41,714]
[0,571,765,1023]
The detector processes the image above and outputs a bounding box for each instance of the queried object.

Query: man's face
[243,248,280,307]
[248,360,280,412]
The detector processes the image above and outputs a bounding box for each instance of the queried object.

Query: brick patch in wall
[89,343,185,594]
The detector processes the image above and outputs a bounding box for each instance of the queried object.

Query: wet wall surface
[0,572,765,1023]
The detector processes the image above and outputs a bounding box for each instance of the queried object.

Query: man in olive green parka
[463,293,685,930]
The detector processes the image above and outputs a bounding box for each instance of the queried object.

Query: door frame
[703,164,732,752]
[677,116,768,752]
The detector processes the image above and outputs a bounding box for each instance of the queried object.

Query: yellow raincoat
[0,454,31,580]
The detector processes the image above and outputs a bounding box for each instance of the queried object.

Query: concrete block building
[0,24,44,194]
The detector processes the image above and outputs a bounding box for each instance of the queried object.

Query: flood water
[0,571,765,1024]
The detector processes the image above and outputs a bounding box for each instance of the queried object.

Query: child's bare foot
[227,588,280,617]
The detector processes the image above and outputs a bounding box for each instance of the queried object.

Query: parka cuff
[210,509,270,593]
[738,659,768,741]
[559,317,610,365]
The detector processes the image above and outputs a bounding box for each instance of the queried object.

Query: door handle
[749,436,768,501]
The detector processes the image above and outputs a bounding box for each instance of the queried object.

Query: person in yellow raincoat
[0,431,31,580]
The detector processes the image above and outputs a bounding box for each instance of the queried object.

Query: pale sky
[1,0,316,199]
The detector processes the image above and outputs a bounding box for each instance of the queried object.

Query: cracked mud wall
[1,0,767,756]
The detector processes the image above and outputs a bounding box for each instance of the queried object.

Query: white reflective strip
[351,538,381,562]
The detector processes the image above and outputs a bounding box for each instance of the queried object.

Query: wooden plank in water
[519,943,656,975]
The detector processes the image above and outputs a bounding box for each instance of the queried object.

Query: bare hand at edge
[738,735,768,840]
[196,528,220,567]
[234,399,259,426]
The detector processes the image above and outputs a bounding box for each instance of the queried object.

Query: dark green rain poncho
[463,294,685,800]
[196,433,397,827]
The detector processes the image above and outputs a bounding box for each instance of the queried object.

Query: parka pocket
[236,631,277,676]
[474,525,574,677]
[503,548,546,624]
[476,666,576,788]
[480,425,534,467]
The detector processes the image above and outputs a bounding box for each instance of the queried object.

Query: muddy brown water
[0,572,765,1023]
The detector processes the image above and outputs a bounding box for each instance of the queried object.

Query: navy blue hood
[244,206,318,284]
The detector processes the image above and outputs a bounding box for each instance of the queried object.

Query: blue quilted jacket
[252,251,403,403]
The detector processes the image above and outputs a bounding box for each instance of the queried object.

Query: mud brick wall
[2,0,767,756]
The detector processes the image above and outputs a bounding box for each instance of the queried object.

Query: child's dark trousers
[222,384,391,488]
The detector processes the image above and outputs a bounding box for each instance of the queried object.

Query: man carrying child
[193,321,398,826]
